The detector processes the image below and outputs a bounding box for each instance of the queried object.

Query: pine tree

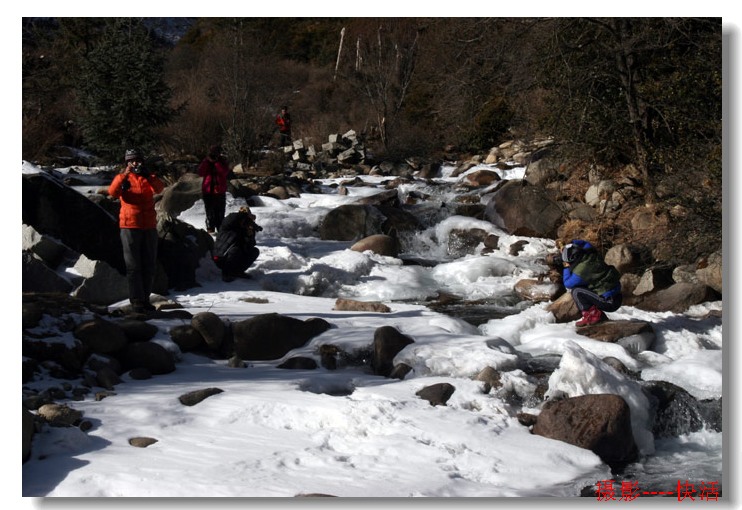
[77,18,176,160]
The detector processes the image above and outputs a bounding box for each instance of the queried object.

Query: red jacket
[275,113,291,133]
[197,157,230,195]
[108,172,165,229]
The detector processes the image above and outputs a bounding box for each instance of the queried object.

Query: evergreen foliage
[76,18,177,160]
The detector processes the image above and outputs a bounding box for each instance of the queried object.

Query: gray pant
[120,228,158,306]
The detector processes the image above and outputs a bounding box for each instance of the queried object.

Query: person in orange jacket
[197,145,231,234]
[108,148,165,314]
[275,105,292,147]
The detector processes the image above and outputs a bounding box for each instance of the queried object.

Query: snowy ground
[20,160,727,505]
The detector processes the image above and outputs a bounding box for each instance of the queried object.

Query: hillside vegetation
[22,17,722,265]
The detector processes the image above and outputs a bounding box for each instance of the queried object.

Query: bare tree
[338,19,421,152]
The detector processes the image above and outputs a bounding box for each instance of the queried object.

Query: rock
[22,224,70,268]
[128,368,152,380]
[389,363,413,380]
[350,234,400,257]
[169,325,206,352]
[73,317,129,354]
[633,267,674,296]
[191,312,225,350]
[696,250,722,294]
[604,244,637,274]
[532,394,638,467]
[118,341,176,375]
[115,319,159,343]
[416,383,456,406]
[637,282,720,313]
[372,326,415,377]
[459,169,501,188]
[643,381,722,438]
[232,313,331,361]
[575,320,656,353]
[319,204,386,241]
[155,173,202,218]
[447,228,489,258]
[514,279,564,303]
[95,366,122,390]
[483,180,563,238]
[37,403,83,427]
[227,356,246,368]
[333,298,391,313]
[22,172,125,272]
[474,366,502,393]
[129,437,158,448]
[509,239,528,256]
[22,251,74,293]
[178,387,224,406]
[546,292,580,323]
[70,255,129,305]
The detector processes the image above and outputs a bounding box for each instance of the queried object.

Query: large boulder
[117,341,176,375]
[483,180,563,238]
[231,313,332,360]
[22,224,71,268]
[604,244,638,274]
[532,394,639,467]
[73,317,129,355]
[22,172,125,272]
[155,173,203,219]
[643,381,722,438]
[69,255,130,305]
[22,251,74,294]
[319,204,387,241]
[636,282,720,313]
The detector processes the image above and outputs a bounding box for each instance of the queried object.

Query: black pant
[279,131,292,147]
[215,246,260,276]
[203,193,226,231]
[120,228,158,306]
[571,287,622,313]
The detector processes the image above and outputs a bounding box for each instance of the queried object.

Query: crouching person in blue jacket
[212,207,262,282]
[561,239,622,327]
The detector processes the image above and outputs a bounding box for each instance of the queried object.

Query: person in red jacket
[108,148,165,314]
[275,106,292,147]
[197,145,231,234]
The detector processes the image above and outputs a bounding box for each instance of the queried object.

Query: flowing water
[391,181,724,499]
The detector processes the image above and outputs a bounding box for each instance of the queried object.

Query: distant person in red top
[197,145,231,234]
[108,148,165,314]
[275,106,292,147]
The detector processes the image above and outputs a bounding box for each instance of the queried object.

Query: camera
[546,252,563,268]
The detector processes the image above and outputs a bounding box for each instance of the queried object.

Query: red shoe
[576,305,607,327]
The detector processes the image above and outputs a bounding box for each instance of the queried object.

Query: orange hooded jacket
[108,172,165,229]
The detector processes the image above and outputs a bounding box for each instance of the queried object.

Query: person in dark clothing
[561,239,622,327]
[275,106,292,147]
[212,207,262,282]
[197,145,231,234]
